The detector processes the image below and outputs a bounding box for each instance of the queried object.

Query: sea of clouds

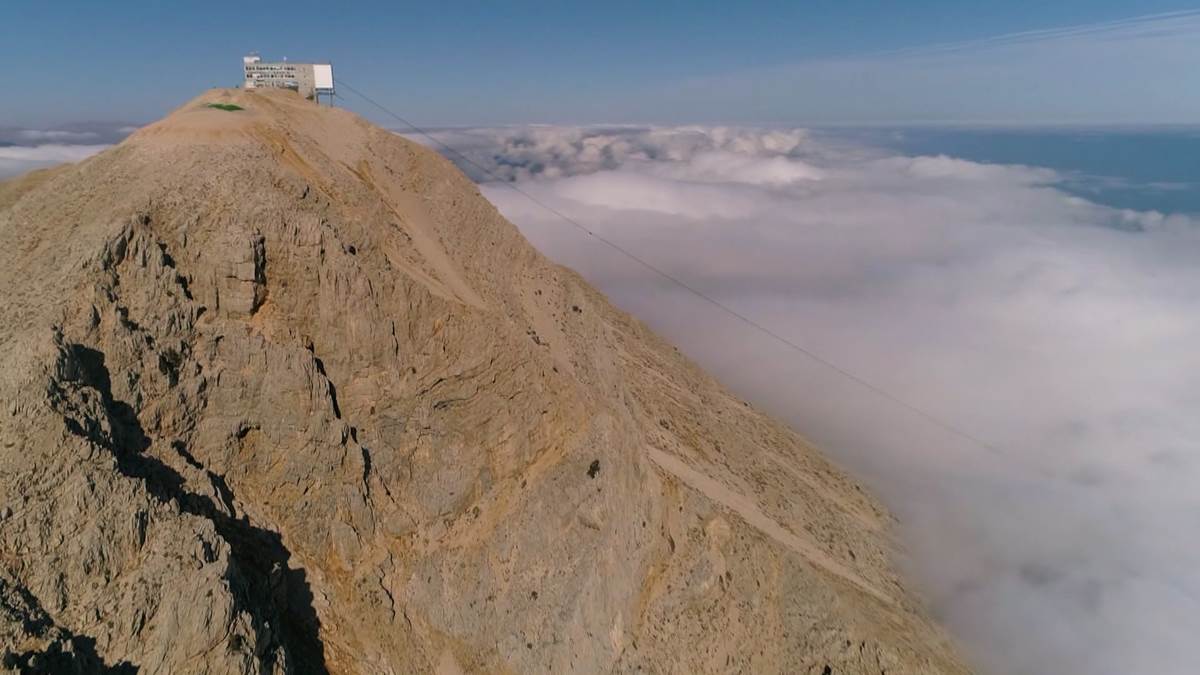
[0,123,135,179]
[414,125,1200,675]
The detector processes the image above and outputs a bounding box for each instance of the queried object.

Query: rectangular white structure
[313,64,334,91]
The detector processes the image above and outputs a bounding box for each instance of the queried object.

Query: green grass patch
[206,103,244,112]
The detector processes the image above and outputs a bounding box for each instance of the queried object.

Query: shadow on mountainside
[55,343,328,674]
[1,575,137,674]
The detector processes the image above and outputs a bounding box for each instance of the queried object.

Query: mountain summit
[0,89,966,674]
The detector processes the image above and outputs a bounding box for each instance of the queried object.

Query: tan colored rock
[215,231,267,317]
[0,88,969,674]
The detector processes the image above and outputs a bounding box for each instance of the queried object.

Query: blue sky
[2,1,1199,126]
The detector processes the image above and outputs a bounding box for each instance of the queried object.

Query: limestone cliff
[0,89,967,674]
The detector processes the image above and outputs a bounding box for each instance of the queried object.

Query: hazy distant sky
[2,1,1199,126]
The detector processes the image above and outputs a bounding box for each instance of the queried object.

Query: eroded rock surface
[0,89,968,674]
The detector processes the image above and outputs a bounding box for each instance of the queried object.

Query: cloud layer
[0,144,112,179]
[415,125,1200,675]
[0,123,135,180]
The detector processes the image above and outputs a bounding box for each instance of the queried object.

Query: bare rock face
[216,231,268,317]
[0,89,969,674]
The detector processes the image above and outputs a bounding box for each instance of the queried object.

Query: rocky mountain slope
[0,89,967,674]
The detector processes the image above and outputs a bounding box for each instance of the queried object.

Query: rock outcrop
[0,89,968,674]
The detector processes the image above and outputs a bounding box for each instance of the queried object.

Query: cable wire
[336,79,1004,456]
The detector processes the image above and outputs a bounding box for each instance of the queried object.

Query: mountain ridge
[0,88,967,674]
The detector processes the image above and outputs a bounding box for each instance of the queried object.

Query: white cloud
[0,123,136,180]
[0,144,110,180]
[15,129,99,143]
[414,125,1200,675]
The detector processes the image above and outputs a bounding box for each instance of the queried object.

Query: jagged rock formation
[0,89,968,674]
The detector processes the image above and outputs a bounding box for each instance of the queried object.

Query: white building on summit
[242,53,334,103]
